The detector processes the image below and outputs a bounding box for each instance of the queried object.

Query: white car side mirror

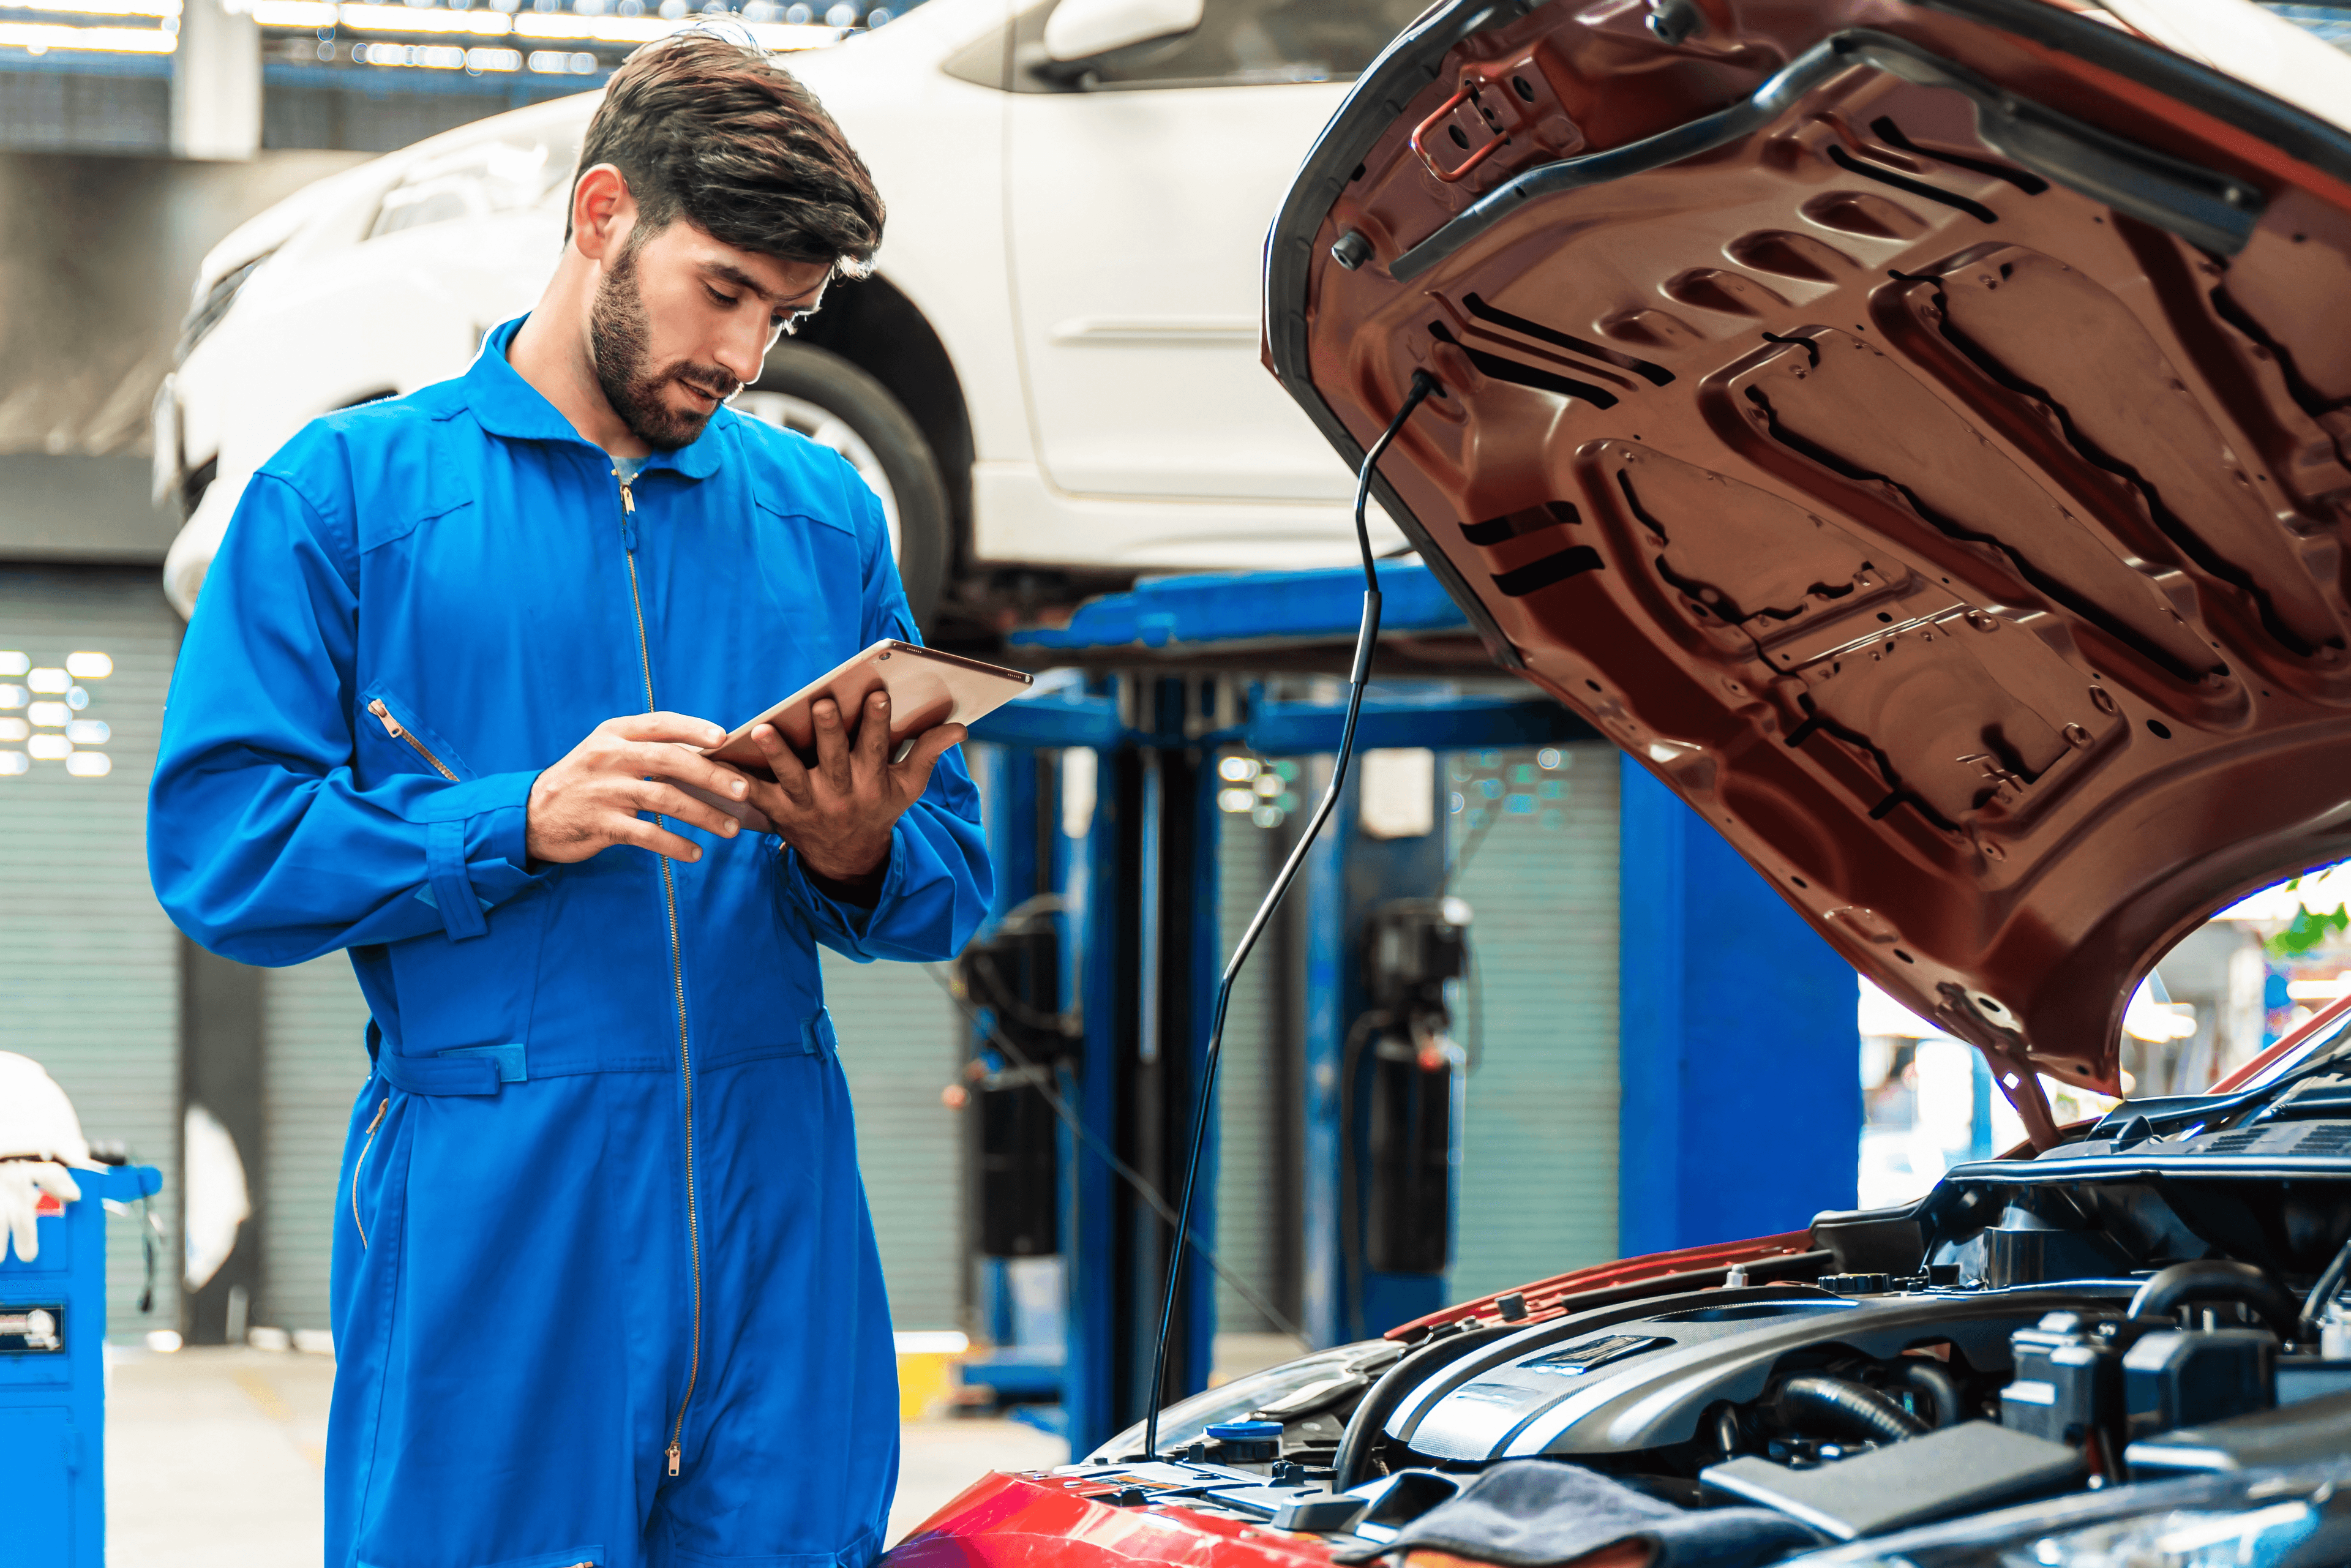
[1041,0,1204,63]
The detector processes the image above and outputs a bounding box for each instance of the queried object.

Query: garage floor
[104,1346,1070,1564]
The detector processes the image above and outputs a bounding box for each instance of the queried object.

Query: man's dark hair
[571,31,884,275]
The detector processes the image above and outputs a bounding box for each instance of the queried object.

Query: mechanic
[146,32,991,1568]
[0,1051,94,1266]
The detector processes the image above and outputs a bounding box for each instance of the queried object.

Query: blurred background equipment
[0,1060,162,1568]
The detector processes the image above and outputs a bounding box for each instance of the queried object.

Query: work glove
[0,1161,83,1265]
[0,1052,96,1264]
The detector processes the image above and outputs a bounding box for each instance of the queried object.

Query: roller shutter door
[0,565,182,1338]
[1445,741,1621,1302]
[1213,806,1284,1334]
[822,950,964,1331]
[258,955,370,1334]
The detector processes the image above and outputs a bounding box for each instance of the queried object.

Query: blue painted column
[1059,743,1120,1455]
[1617,756,1859,1256]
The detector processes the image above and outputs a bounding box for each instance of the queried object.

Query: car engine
[1051,1123,2351,1553]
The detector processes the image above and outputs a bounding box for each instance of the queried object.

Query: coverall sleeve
[148,468,544,968]
[779,480,992,964]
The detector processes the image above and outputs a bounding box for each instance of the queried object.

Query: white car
[154,0,1429,624]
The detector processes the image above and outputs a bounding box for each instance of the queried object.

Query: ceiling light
[64,651,111,679]
[65,752,111,778]
[0,20,177,50]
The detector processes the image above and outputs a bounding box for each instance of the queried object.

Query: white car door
[1004,0,1428,505]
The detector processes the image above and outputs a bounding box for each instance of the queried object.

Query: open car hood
[1265,0,2351,1137]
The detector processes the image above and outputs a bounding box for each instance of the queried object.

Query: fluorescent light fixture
[353,38,470,62]
[0,752,24,776]
[339,2,512,31]
[26,702,69,729]
[26,735,70,761]
[0,653,24,677]
[65,751,111,778]
[893,1330,969,1356]
[0,686,23,710]
[64,652,111,679]
[0,721,26,743]
[465,42,519,66]
[250,0,335,20]
[0,19,176,49]
[64,720,109,745]
[26,668,68,694]
[10,0,178,17]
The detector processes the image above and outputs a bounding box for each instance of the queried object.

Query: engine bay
[1044,1130,2351,1554]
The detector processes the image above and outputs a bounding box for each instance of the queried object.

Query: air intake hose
[1772,1375,1931,1443]
[2127,1260,2302,1341]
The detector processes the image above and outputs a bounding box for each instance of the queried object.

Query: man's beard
[588,241,742,451]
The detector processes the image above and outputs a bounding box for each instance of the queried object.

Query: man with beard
[147,32,990,1568]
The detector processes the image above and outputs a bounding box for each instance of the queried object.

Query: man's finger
[606,711,729,749]
[852,692,892,782]
[624,741,751,801]
[612,815,707,863]
[890,722,967,800]
[809,697,854,793]
[631,781,744,841]
[751,724,816,809]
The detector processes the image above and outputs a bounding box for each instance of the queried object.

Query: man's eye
[707,286,737,306]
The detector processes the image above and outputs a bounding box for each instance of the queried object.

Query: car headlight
[1790,1461,2350,1568]
[1086,1338,1401,1461]
[175,251,272,366]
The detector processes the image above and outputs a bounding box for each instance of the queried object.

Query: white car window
[368,129,583,240]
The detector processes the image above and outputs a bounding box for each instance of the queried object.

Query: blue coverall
[147,317,992,1568]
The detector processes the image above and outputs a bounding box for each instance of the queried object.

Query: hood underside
[1265,0,2351,1128]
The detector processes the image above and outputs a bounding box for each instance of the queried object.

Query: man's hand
[527,712,756,865]
[729,691,964,895]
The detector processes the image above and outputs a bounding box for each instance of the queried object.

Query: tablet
[706,639,1033,779]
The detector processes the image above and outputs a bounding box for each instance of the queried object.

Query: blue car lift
[962,564,1858,1458]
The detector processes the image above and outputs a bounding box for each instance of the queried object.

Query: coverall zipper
[617,470,705,1480]
[351,1096,388,1248]
[367,699,458,781]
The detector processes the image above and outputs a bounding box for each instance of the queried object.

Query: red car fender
[888,1471,1340,1567]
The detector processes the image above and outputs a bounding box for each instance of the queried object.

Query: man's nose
[713,319,768,388]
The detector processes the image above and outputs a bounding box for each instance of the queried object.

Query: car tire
[737,343,951,629]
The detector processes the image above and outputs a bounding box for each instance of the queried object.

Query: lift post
[971,565,1593,1456]
[966,564,1861,1457]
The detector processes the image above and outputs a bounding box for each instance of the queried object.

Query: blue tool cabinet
[0,1163,162,1568]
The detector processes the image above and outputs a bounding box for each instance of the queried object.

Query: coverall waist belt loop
[375,1043,527,1096]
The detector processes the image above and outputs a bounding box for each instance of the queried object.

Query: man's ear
[570,164,635,263]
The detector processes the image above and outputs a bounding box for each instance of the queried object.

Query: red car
[893,0,2351,1558]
